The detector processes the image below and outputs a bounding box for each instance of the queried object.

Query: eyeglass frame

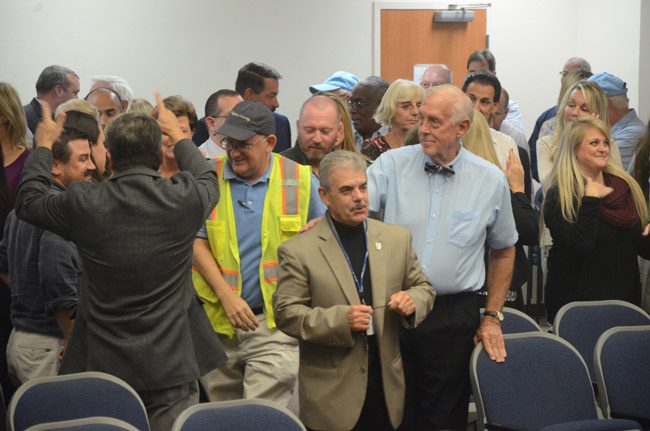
[220,135,269,152]
[347,99,370,111]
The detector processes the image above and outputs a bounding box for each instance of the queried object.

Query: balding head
[297,95,343,173]
[420,64,453,88]
[562,57,591,75]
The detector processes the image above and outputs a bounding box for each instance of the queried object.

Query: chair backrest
[171,399,306,431]
[594,326,650,423]
[554,300,650,380]
[25,417,140,431]
[482,307,542,334]
[7,372,150,431]
[471,332,600,431]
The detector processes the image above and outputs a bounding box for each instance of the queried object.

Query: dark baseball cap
[217,101,276,141]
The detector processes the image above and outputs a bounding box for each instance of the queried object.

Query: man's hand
[473,318,507,363]
[505,149,525,193]
[221,292,259,331]
[348,304,373,332]
[387,291,416,317]
[35,101,66,150]
[153,91,185,144]
[299,217,321,234]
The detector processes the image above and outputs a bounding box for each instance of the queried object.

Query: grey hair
[425,64,453,84]
[319,150,367,191]
[91,75,133,110]
[35,65,77,94]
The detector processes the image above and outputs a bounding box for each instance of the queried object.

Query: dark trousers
[354,335,393,431]
[139,381,199,431]
[399,292,480,431]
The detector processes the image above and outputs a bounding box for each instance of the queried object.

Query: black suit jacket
[24,98,42,135]
[273,112,291,153]
[15,140,227,391]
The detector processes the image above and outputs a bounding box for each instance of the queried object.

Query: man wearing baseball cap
[192,100,325,406]
[589,72,646,169]
[309,70,359,102]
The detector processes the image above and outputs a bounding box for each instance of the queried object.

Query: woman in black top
[543,118,650,322]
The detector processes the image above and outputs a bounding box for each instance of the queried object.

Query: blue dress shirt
[367,144,517,296]
[197,154,325,308]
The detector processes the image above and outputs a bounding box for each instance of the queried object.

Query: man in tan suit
[273,150,435,431]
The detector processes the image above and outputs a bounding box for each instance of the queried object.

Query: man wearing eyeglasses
[349,76,390,150]
[192,101,325,406]
[198,89,243,159]
[419,64,453,89]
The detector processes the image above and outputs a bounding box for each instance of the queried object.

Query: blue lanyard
[326,212,369,301]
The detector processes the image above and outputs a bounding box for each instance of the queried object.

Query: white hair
[90,75,133,110]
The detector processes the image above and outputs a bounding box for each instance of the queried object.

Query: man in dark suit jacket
[236,62,292,152]
[24,65,80,135]
[15,95,226,431]
[274,150,435,431]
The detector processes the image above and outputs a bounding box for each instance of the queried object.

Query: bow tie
[424,162,455,176]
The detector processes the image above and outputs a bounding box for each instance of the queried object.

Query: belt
[250,306,264,315]
[435,291,480,303]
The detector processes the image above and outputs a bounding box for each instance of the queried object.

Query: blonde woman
[0,83,31,206]
[464,110,538,309]
[537,81,622,187]
[543,118,650,322]
[362,79,423,160]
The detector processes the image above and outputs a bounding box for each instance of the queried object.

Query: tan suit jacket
[273,217,435,431]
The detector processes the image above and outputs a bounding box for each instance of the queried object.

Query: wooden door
[376,6,487,87]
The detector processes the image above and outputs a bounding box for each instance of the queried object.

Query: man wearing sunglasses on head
[192,100,325,407]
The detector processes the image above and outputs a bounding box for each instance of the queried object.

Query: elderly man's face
[297,102,342,165]
[418,92,468,164]
[87,91,124,128]
[349,84,381,137]
[420,67,450,88]
[319,167,368,227]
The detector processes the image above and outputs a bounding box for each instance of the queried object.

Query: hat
[588,72,628,97]
[309,71,360,94]
[217,101,275,141]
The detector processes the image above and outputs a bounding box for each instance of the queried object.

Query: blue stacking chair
[470,332,641,431]
[7,372,149,431]
[172,399,305,431]
[553,300,650,381]
[594,325,650,429]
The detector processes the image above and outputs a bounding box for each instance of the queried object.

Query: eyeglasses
[347,99,370,110]
[420,81,443,89]
[220,135,268,152]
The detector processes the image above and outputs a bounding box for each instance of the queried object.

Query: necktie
[424,162,455,176]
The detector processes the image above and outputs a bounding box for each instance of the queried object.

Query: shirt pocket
[447,210,482,248]
[278,215,302,242]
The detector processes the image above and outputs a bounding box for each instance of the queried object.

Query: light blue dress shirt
[197,155,325,308]
[367,144,518,296]
[612,109,646,170]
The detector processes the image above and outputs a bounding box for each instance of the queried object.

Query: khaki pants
[6,328,63,387]
[200,313,298,407]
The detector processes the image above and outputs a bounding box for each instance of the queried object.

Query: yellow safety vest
[193,154,312,337]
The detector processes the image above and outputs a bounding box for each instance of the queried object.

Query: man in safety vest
[192,100,326,405]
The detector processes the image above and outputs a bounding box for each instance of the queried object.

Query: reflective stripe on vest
[192,154,311,337]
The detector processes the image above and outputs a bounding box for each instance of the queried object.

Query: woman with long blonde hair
[0,82,31,207]
[543,118,650,322]
[537,80,622,187]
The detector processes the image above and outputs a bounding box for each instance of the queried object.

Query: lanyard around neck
[326,212,369,301]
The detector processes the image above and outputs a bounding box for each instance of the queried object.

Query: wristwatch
[483,310,504,322]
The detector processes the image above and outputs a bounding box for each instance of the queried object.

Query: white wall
[639,0,650,124]
[0,0,647,138]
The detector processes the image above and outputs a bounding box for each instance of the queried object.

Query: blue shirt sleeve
[486,175,519,250]
[196,222,208,239]
[307,173,326,220]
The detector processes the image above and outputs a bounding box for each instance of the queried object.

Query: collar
[223,153,273,185]
[110,166,161,181]
[421,143,465,170]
